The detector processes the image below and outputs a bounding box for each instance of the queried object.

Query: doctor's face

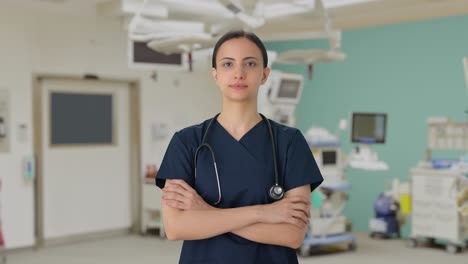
[212,37,270,103]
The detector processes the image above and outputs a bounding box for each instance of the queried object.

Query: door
[36,77,135,242]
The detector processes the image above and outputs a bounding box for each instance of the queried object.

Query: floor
[5,233,467,264]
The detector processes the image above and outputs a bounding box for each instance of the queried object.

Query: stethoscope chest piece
[269,185,284,200]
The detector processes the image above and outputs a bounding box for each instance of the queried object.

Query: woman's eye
[223,62,233,68]
[246,61,256,67]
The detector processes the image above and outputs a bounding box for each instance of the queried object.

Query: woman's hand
[258,196,310,229]
[162,179,214,210]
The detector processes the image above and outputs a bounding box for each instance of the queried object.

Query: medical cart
[407,118,468,254]
[299,142,356,256]
[299,182,356,256]
[408,168,468,253]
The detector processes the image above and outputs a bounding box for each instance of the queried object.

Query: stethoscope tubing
[194,113,281,205]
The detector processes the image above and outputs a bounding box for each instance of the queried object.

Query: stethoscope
[194,113,284,205]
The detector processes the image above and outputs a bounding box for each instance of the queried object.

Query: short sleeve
[155,132,194,189]
[284,130,323,192]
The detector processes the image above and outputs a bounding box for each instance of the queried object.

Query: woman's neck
[217,100,262,135]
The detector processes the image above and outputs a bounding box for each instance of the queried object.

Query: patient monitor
[348,112,389,171]
[258,70,304,127]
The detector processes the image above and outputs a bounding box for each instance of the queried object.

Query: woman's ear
[261,67,271,84]
[211,68,217,81]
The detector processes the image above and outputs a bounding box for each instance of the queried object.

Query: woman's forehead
[217,38,262,59]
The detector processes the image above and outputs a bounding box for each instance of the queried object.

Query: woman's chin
[224,94,256,103]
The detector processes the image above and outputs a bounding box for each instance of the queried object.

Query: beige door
[35,77,138,244]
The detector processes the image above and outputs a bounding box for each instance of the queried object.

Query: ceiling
[258,0,468,40]
[3,0,468,40]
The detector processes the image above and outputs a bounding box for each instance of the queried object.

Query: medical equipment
[408,169,468,253]
[194,113,284,204]
[407,118,468,254]
[301,183,356,253]
[369,179,409,239]
[369,193,400,238]
[300,128,356,256]
[306,128,344,186]
[348,112,389,171]
[427,117,468,151]
[258,70,304,127]
[369,182,408,240]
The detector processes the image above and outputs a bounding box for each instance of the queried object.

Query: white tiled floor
[6,233,467,264]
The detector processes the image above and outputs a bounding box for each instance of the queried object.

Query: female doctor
[155,30,323,264]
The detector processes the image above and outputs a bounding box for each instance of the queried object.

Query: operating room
[0,0,467,263]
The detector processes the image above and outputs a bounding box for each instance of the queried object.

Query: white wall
[0,7,220,249]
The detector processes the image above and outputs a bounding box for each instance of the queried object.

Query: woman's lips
[229,83,248,89]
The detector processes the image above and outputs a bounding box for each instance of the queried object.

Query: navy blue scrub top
[156,116,323,264]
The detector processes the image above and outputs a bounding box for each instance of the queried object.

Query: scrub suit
[156,116,323,264]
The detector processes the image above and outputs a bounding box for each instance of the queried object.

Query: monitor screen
[277,79,301,99]
[351,113,387,144]
[133,41,182,65]
[322,151,337,165]
[128,40,186,70]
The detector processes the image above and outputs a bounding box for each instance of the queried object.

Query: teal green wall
[266,15,468,236]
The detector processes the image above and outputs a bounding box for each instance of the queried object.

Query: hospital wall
[0,6,220,249]
[266,14,468,235]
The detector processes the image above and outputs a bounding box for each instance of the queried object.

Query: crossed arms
[161,179,311,249]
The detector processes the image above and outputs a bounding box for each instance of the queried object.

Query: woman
[155,30,323,264]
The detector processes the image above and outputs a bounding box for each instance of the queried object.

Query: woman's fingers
[287,216,307,229]
[163,184,193,199]
[164,180,210,210]
[162,192,190,205]
[276,196,311,227]
[164,199,187,210]
[289,202,310,218]
[285,196,310,206]
[290,209,309,225]
[166,179,195,194]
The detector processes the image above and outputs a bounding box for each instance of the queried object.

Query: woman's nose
[234,66,246,79]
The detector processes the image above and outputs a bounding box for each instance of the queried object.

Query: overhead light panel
[293,0,379,9]
[122,0,168,18]
[263,3,310,19]
[100,0,168,18]
[322,0,379,8]
[129,19,206,41]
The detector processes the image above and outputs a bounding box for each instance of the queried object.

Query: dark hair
[211,30,268,69]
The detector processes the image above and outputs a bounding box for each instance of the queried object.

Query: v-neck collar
[215,118,264,143]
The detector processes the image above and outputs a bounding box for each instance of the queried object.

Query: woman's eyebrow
[219,56,258,61]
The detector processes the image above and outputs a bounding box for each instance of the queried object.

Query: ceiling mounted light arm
[217,0,265,29]
[275,0,346,69]
[315,0,330,32]
[314,0,341,50]
[128,0,148,36]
